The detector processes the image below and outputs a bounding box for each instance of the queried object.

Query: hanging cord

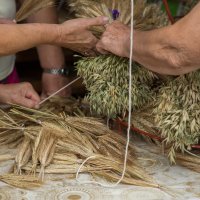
[75,0,134,187]
[162,0,175,24]
[39,77,81,105]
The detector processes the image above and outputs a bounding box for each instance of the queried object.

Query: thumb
[14,96,38,108]
[84,16,109,28]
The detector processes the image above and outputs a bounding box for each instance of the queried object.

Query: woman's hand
[96,21,130,58]
[0,82,40,108]
[0,17,108,57]
[94,2,200,75]
[57,16,109,56]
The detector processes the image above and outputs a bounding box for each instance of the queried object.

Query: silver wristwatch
[43,68,69,76]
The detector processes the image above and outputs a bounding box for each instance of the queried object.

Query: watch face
[44,68,69,76]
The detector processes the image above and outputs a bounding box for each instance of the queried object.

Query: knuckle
[169,54,186,69]
[102,37,109,44]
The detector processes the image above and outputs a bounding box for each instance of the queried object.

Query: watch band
[43,68,69,76]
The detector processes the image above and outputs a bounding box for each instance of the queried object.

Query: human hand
[167,2,200,73]
[96,21,130,58]
[41,73,71,99]
[57,16,109,56]
[0,83,40,108]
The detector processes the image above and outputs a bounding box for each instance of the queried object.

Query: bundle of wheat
[69,0,168,117]
[0,174,42,189]
[39,96,91,116]
[176,153,200,173]
[77,56,156,117]
[154,72,200,163]
[0,104,158,188]
[68,0,168,33]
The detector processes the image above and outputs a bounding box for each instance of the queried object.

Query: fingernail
[102,17,109,22]
[13,19,16,23]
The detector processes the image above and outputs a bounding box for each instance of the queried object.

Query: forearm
[133,26,200,75]
[0,23,58,56]
[132,2,200,75]
[27,7,71,97]
[132,27,179,75]
[28,7,65,69]
[97,21,186,75]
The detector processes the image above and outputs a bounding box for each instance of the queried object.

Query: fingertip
[97,16,109,26]
[102,16,109,24]
[34,104,40,109]
[88,16,109,27]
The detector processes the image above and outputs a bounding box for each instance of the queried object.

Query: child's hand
[0,82,40,108]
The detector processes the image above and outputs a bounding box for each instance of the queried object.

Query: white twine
[39,77,81,105]
[76,0,134,187]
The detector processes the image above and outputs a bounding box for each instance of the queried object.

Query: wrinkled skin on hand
[0,82,40,108]
[96,21,130,58]
[96,2,200,75]
[57,16,109,56]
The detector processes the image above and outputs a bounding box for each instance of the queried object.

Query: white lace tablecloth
[0,144,199,200]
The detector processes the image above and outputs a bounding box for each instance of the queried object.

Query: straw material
[176,153,200,173]
[154,72,200,163]
[0,174,42,189]
[0,103,157,188]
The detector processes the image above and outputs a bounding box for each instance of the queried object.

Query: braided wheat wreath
[69,0,200,163]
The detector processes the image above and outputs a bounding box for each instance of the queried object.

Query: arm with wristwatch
[0,0,108,108]
[27,6,71,99]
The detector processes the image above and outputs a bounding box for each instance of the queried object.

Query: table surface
[0,143,199,200]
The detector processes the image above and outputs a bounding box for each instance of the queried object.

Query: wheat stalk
[0,104,156,187]
[0,174,42,189]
